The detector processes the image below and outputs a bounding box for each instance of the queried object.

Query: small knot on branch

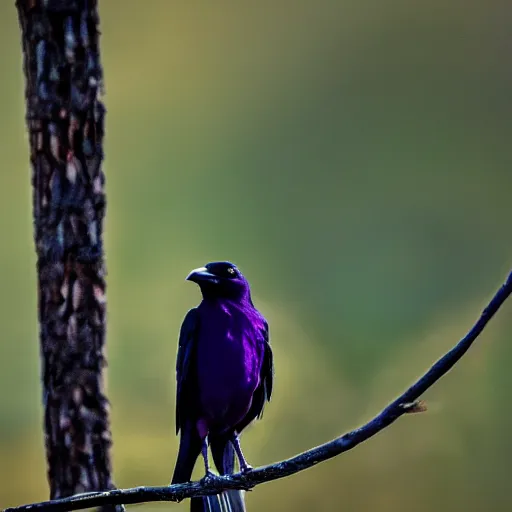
[400,400,428,414]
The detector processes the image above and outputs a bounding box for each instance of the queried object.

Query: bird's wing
[235,318,274,434]
[261,318,274,405]
[175,307,200,434]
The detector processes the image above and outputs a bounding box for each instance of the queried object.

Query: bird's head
[186,261,251,301]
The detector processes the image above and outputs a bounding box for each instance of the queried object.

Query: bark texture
[16,0,119,504]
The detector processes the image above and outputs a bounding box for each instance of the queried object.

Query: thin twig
[6,270,512,512]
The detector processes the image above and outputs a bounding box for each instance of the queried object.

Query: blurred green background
[1,1,512,510]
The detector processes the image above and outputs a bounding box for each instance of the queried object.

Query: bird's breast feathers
[196,300,265,392]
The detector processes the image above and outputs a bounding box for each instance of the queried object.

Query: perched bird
[171,261,274,512]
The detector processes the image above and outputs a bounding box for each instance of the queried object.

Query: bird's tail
[190,491,246,512]
[190,439,246,512]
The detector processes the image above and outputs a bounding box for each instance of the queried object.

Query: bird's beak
[186,267,219,284]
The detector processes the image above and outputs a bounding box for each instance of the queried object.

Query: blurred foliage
[1,1,512,511]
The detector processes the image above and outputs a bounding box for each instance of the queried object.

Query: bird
[171,261,274,512]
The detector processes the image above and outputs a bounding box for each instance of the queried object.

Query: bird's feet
[201,470,223,485]
[199,435,221,484]
[240,463,253,474]
[231,434,253,474]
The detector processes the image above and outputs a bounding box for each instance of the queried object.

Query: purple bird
[171,261,274,512]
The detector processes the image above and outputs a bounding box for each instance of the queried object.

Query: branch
[6,270,512,512]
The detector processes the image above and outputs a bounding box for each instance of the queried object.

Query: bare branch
[6,271,511,512]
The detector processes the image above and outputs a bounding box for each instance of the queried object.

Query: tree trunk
[16,1,121,507]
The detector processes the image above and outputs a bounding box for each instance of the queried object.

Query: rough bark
[16,1,120,507]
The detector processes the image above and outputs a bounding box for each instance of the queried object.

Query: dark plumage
[171,262,274,512]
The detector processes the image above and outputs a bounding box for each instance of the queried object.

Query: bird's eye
[227,268,236,275]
